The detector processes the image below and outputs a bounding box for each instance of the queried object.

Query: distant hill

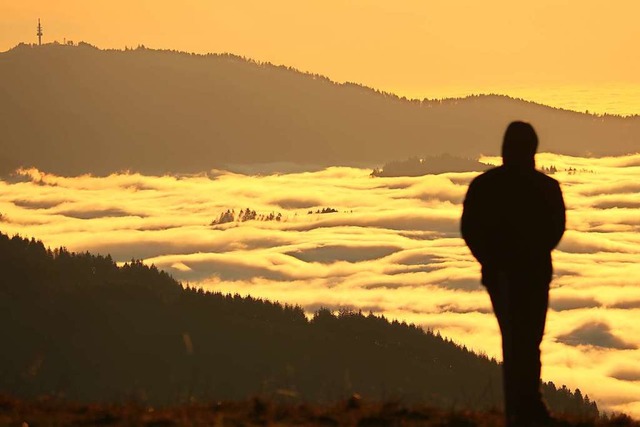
[1,43,638,175]
[0,231,597,417]
[371,154,492,177]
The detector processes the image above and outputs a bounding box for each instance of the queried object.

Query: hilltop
[0,43,639,175]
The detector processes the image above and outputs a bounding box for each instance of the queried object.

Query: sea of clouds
[1,152,639,416]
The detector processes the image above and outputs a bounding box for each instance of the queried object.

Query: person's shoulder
[533,170,561,188]
[469,166,503,187]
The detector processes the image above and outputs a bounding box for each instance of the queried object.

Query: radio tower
[37,19,43,45]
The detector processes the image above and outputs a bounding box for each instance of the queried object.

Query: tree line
[0,232,598,417]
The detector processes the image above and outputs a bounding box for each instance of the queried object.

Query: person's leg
[487,271,550,426]
[506,272,550,423]
[486,272,518,424]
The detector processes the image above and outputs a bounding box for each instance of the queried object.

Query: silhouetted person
[461,121,565,426]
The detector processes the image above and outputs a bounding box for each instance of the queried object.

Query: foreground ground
[1,395,638,427]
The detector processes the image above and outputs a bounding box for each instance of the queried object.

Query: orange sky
[2,1,640,113]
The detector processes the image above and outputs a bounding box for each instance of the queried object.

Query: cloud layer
[1,153,640,416]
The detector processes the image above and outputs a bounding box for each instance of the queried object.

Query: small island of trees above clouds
[371,154,493,177]
[209,207,341,226]
[370,154,596,177]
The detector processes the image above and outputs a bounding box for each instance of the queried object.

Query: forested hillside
[0,232,597,417]
[0,43,638,175]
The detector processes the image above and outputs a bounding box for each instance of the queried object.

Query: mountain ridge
[0,230,598,418]
[1,43,638,175]
[4,42,635,118]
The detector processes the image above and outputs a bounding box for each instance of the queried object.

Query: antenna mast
[37,19,43,45]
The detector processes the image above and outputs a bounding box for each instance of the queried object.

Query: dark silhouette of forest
[210,208,284,225]
[0,43,639,175]
[0,232,597,418]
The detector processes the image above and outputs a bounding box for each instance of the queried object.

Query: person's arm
[548,181,566,250]
[461,180,490,264]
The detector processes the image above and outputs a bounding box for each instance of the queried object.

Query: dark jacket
[461,165,565,286]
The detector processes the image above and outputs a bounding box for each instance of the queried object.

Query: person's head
[502,121,538,169]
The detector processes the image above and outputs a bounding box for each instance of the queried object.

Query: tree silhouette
[0,232,597,418]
